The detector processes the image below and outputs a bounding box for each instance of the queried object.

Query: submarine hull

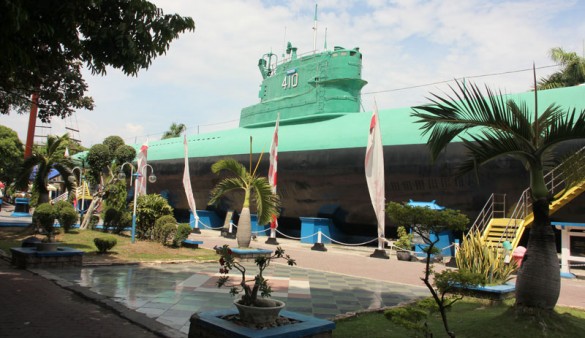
[148,142,528,232]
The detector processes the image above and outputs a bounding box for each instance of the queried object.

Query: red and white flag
[365,101,385,248]
[136,141,148,196]
[183,134,198,220]
[268,114,280,229]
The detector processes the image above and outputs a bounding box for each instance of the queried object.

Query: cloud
[2,0,582,146]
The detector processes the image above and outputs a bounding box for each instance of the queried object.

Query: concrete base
[231,248,273,261]
[311,243,327,252]
[189,309,335,338]
[264,237,279,245]
[10,246,84,269]
[370,249,390,259]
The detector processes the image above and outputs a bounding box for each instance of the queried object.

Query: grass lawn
[0,227,218,264]
[333,298,585,337]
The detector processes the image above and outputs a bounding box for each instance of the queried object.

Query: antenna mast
[312,3,318,53]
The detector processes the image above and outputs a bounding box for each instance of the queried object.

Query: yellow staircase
[473,146,585,252]
[75,181,93,201]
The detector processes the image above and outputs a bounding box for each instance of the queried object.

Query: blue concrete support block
[196,210,222,229]
[250,214,270,237]
[300,217,332,244]
[414,230,454,258]
[12,198,30,217]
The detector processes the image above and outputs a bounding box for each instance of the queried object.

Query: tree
[411,80,585,311]
[79,136,136,229]
[387,201,471,337]
[0,1,195,121]
[0,125,24,185]
[103,136,125,154]
[161,122,186,140]
[208,158,280,248]
[538,47,585,89]
[16,134,75,204]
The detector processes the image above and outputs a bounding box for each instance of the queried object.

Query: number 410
[282,73,299,89]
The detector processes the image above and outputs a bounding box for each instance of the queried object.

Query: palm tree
[537,47,585,89]
[161,122,186,140]
[208,158,280,248]
[17,134,75,205]
[411,80,585,311]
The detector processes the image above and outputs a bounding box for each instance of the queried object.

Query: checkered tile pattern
[51,262,428,334]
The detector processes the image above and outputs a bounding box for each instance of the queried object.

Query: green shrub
[158,223,177,245]
[175,223,192,247]
[134,194,173,240]
[154,215,177,245]
[58,207,78,233]
[94,237,117,254]
[33,203,56,240]
[53,200,73,214]
[394,226,413,250]
[114,211,132,234]
[455,230,517,285]
[103,207,122,232]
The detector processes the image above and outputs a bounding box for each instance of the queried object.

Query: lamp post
[71,166,84,222]
[118,162,156,243]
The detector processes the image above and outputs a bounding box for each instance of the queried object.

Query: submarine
[141,42,585,237]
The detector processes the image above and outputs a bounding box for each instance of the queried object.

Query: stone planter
[189,309,335,338]
[396,250,412,261]
[36,242,60,252]
[233,298,285,325]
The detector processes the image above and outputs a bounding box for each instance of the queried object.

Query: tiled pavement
[47,260,429,334]
[2,204,584,337]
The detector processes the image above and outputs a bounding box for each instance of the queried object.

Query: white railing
[51,192,69,203]
[470,193,506,234]
[497,144,585,244]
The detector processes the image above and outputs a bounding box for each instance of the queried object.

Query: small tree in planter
[32,202,57,242]
[394,226,413,261]
[216,244,296,324]
[386,201,480,338]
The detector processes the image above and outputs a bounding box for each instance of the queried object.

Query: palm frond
[211,158,248,180]
[208,178,246,205]
[251,177,280,225]
[538,107,585,156]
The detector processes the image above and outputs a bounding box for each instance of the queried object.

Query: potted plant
[32,202,59,251]
[394,226,413,261]
[216,244,296,325]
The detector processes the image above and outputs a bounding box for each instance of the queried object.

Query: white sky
[2,0,584,147]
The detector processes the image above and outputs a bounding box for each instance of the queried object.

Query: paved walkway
[1,204,584,337]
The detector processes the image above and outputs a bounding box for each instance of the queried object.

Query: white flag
[268,114,279,229]
[183,135,198,219]
[365,101,385,247]
[136,141,148,196]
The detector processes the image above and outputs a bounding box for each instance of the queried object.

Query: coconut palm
[161,122,186,140]
[538,47,585,89]
[16,134,75,205]
[411,80,585,311]
[208,158,280,248]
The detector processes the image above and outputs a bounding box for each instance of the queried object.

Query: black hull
[147,143,529,234]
